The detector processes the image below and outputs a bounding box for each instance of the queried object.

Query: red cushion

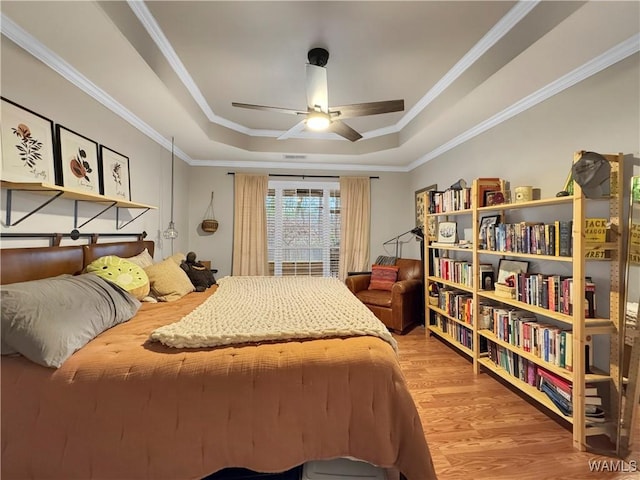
[368,265,399,291]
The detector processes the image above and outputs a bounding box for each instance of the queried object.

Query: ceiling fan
[232,48,404,142]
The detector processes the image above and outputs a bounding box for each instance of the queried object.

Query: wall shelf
[1,180,156,229]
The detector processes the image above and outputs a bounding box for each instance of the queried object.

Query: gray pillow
[1,273,141,368]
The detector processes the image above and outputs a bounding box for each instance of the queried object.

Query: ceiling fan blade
[330,99,404,119]
[329,120,362,142]
[277,120,307,140]
[306,64,328,112]
[232,102,306,116]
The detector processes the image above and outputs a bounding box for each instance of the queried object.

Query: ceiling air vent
[283,155,307,160]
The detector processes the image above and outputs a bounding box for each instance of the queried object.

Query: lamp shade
[163,221,178,239]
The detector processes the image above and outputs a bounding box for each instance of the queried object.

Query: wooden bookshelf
[424,153,625,453]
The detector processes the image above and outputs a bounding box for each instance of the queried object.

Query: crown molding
[407,33,640,171]
[128,0,535,141]
[2,10,636,173]
[383,0,539,136]
[0,13,193,164]
[190,159,403,172]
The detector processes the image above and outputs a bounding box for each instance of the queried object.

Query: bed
[1,240,437,480]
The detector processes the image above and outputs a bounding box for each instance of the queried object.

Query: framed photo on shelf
[56,125,100,194]
[100,146,131,200]
[479,214,501,248]
[497,259,529,284]
[1,97,57,184]
[415,184,438,229]
[437,221,457,244]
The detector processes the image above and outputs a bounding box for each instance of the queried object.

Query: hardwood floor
[394,326,640,480]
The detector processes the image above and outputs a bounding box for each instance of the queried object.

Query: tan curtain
[232,173,268,276]
[338,176,371,280]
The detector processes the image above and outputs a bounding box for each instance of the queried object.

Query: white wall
[409,54,640,199]
[0,38,190,258]
[187,167,414,278]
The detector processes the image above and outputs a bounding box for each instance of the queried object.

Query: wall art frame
[55,125,100,194]
[437,221,458,244]
[415,183,438,230]
[1,97,57,184]
[100,145,131,200]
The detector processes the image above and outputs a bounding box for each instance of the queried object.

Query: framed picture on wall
[100,146,131,200]
[415,183,438,229]
[0,97,57,184]
[56,125,100,194]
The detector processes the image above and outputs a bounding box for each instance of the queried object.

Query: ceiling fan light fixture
[306,112,331,131]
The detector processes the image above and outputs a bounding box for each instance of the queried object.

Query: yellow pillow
[85,255,150,300]
[144,258,194,302]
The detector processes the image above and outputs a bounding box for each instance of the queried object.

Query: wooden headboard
[83,241,155,267]
[0,241,155,285]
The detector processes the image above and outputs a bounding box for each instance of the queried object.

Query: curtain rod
[227,172,379,179]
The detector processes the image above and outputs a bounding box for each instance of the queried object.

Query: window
[266,181,340,277]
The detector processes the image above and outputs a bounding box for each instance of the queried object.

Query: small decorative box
[494,283,516,299]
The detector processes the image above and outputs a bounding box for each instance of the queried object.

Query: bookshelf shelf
[478,358,573,423]
[476,249,573,263]
[430,305,473,329]
[478,330,573,382]
[424,153,625,453]
[429,208,473,217]
[476,291,575,324]
[428,244,473,252]
[427,325,474,358]
[427,276,473,293]
[476,195,574,212]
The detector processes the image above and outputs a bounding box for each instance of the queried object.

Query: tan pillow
[127,248,154,269]
[144,258,194,302]
[167,252,186,266]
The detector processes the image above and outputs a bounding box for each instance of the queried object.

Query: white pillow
[126,248,154,269]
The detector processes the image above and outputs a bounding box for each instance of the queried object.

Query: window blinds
[266,181,340,277]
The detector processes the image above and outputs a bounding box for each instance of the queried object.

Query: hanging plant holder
[201,192,219,233]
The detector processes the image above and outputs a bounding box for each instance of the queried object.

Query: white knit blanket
[150,276,397,351]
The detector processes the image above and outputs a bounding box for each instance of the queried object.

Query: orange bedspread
[1,288,436,480]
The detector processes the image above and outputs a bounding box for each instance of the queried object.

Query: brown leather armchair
[345,258,423,334]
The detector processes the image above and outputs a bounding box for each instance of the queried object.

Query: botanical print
[100,146,130,200]
[69,147,93,184]
[12,123,45,177]
[57,125,99,193]
[1,98,55,183]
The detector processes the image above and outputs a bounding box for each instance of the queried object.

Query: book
[558,220,572,257]
[537,367,572,397]
[585,395,602,406]
[540,381,572,416]
[565,331,573,372]
[585,280,596,318]
[585,384,598,396]
[584,217,607,259]
[585,406,606,424]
